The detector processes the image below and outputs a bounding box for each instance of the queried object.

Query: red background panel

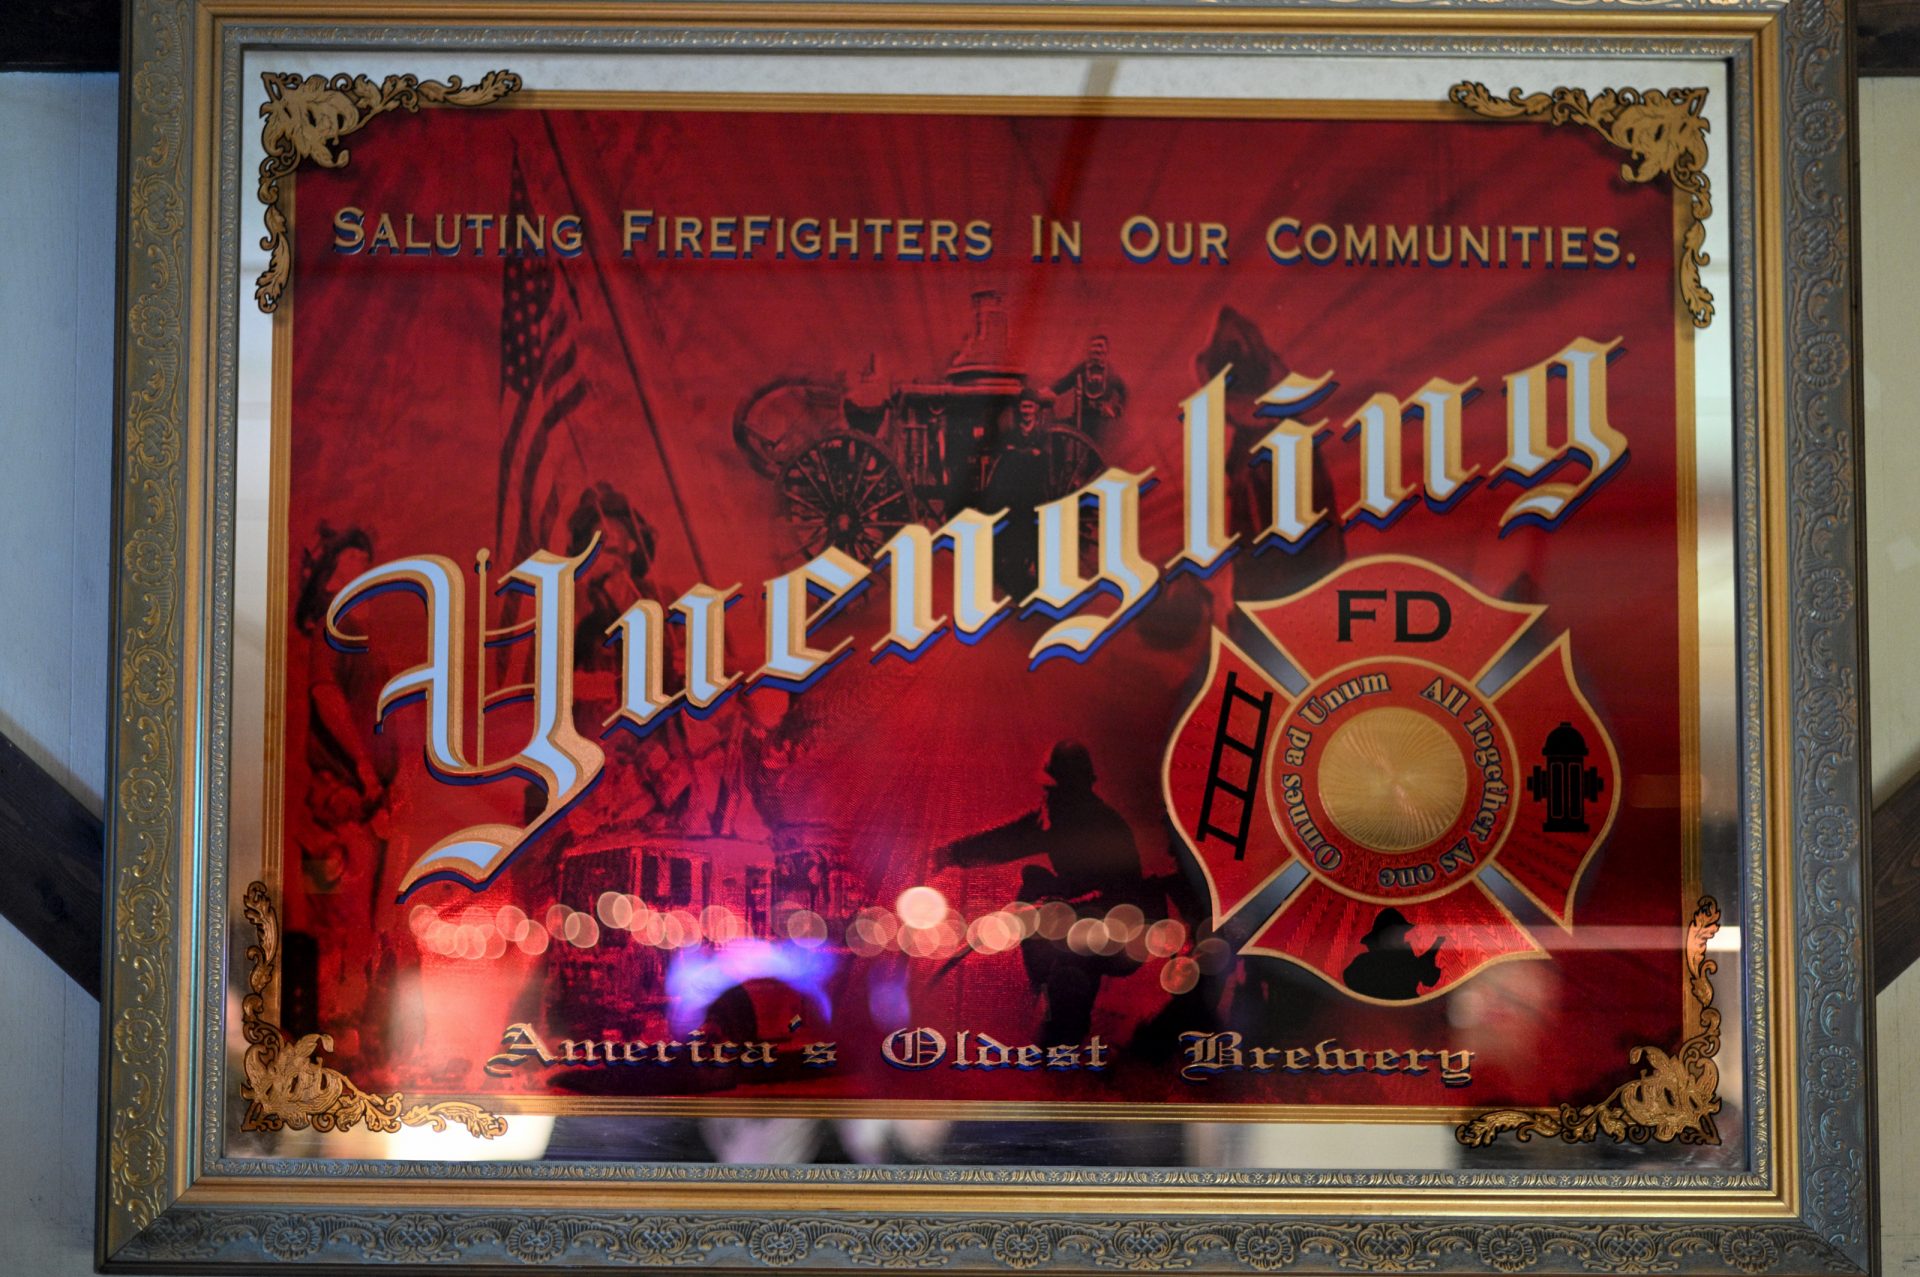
[276,101,1688,1111]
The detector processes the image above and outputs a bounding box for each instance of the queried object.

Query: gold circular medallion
[1315,707,1468,854]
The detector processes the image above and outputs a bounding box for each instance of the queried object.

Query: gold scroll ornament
[1449,83,1714,328]
[254,70,523,313]
[1456,897,1723,1146]
[239,881,506,1139]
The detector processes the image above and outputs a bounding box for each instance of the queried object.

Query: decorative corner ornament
[239,881,507,1140]
[1449,83,1715,329]
[254,70,523,313]
[1455,896,1723,1147]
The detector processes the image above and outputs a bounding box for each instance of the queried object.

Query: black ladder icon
[1196,672,1274,862]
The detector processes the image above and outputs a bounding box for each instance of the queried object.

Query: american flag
[496,145,590,576]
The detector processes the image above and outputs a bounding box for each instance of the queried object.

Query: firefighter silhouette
[560,484,726,833]
[942,740,1145,1043]
[1191,307,1346,607]
[1342,908,1445,1001]
[568,482,660,665]
[1528,721,1605,833]
[1051,333,1128,440]
[980,386,1052,596]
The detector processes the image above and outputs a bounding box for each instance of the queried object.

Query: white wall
[0,69,1911,1273]
[1862,76,1920,1277]
[0,71,117,1274]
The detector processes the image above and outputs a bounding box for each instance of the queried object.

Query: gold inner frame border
[245,83,1713,1132]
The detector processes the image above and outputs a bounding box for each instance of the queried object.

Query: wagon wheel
[1040,427,1108,570]
[779,432,921,561]
[1040,426,1106,501]
[733,375,846,480]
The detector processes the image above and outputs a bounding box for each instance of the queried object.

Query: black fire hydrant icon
[1527,721,1604,833]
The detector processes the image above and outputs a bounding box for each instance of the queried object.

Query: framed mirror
[99,3,1875,1270]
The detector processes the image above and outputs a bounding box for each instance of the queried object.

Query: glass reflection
[222,47,1748,1184]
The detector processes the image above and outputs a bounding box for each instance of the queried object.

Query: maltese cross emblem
[1162,555,1620,1003]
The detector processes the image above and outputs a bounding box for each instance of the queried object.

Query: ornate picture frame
[100,1,1874,1271]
